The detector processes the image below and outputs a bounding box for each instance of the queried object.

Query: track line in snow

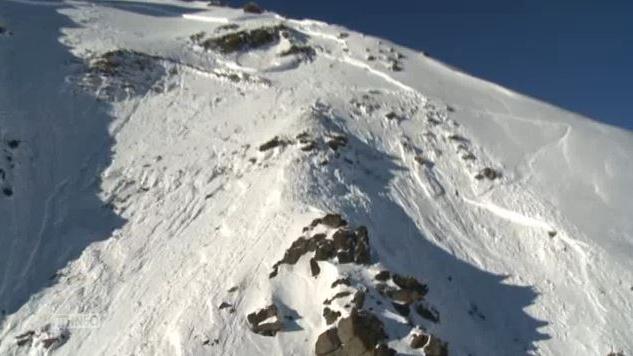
[463,196,553,231]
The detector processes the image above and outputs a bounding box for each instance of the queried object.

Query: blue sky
[240,0,633,130]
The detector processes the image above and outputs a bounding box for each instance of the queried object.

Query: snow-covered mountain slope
[1,1,632,355]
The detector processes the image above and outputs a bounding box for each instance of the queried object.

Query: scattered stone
[374,270,391,282]
[310,258,321,277]
[416,302,440,323]
[242,2,264,14]
[315,328,341,355]
[323,307,341,325]
[247,304,283,336]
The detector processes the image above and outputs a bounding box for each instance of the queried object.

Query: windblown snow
[1,1,632,355]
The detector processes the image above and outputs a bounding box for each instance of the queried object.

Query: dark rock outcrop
[323,307,341,325]
[315,328,341,355]
[247,304,283,336]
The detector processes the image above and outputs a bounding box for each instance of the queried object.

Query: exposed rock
[374,270,391,281]
[332,229,354,251]
[324,291,352,305]
[201,25,287,54]
[447,134,469,143]
[242,2,264,14]
[280,45,316,60]
[7,139,20,149]
[247,304,283,336]
[259,136,289,151]
[327,135,348,151]
[310,258,321,277]
[353,226,371,264]
[374,343,397,356]
[323,307,341,325]
[315,328,341,355]
[15,331,34,347]
[392,302,410,317]
[331,277,351,288]
[219,302,233,310]
[410,333,429,349]
[314,240,336,260]
[416,302,440,323]
[352,290,366,309]
[321,214,347,228]
[337,250,354,264]
[392,274,428,296]
[385,288,424,305]
[475,167,501,180]
[336,309,387,355]
[424,335,448,356]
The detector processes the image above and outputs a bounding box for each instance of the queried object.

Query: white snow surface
[1,1,632,355]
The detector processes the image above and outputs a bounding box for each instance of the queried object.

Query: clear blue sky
[238,0,633,130]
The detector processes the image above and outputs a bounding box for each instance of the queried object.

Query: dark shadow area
[307,113,550,355]
[0,1,125,319]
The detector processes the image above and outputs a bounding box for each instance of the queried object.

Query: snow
[1,0,632,355]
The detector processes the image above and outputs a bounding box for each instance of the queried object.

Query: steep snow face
[1,1,632,355]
